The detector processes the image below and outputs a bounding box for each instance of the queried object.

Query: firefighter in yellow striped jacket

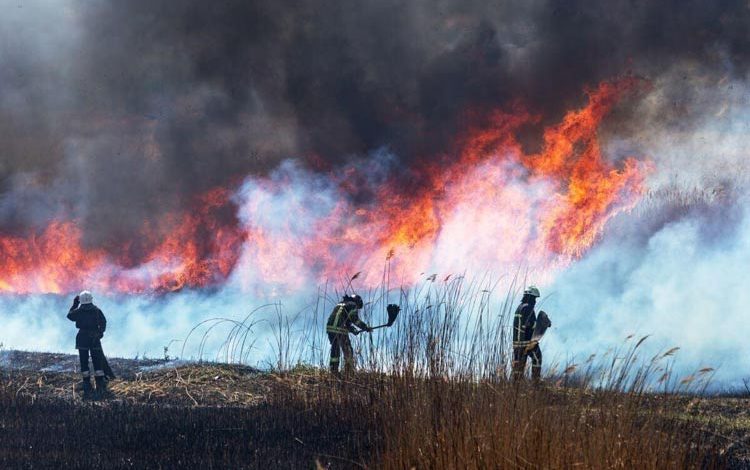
[512,286,542,382]
[326,294,372,374]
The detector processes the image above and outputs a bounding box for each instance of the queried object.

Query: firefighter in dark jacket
[67,290,107,395]
[326,294,372,374]
[513,286,542,382]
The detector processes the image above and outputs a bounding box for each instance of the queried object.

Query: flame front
[0,189,245,294]
[0,80,650,295]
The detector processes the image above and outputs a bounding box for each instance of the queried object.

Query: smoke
[544,74,750,388]
[545,194,750,388]
[3,1,750,240]
[2,0,750,386]
[0,291,278,362]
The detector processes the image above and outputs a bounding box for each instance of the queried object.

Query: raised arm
[66,295,80,321]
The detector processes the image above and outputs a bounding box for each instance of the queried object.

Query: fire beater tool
[101,353,116,380]
[525,310,552,353]
[369,304,401,331]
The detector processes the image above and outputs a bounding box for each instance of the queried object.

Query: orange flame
[524,80,650,257]
[281,78,651,287]
[0,188,244,294]
[0,79,650,295]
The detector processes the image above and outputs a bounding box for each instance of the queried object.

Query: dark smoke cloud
[1,0,749,250]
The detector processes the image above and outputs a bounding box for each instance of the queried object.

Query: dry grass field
[0,348,747,469]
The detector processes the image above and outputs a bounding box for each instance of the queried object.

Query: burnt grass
[0,352,373,469]
[0,350,748,469]
[0,392,366,469]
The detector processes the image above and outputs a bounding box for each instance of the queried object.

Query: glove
[387,304,400,315]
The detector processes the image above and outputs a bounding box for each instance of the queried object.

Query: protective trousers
[328,332,354,374]
[79,347,106,381]
[512,344,542,382]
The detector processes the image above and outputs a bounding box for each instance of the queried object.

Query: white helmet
[78,290,93,304]
[524,285,541,298]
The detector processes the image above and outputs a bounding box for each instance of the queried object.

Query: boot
[81,379,93,397]
[95,376,109,398]
[531,366,542,385]
[329,357,341,376]
[511,361,524,383]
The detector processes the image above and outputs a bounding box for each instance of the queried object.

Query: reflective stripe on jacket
[326,302,368,334]
[513,302,536,348]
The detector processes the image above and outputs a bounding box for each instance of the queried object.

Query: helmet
[524,286,541,298]
[79,290,94,304]
[343,294,364,309]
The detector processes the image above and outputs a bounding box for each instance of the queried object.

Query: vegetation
[0,277,746,468]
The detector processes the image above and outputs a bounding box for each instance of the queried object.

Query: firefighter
[326,294,372,375]
[512,285,542,382]
[67,290,108,396]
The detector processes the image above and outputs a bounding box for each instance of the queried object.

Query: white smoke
[544,198,750,388]
[541,75,750,389]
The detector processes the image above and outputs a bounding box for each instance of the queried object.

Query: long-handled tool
[369,304,401,330]
[101,352,116,380]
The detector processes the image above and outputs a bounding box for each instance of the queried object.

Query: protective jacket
[513,302,536,347]
[512,301,543,380]
[326,301,368,334]
[67,303,107,350]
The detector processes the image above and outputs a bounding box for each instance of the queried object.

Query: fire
[524,80,649,257]
[0,221,107,294]
[292,78,650,286]
[0,189,244,294]
[0,80,650,295]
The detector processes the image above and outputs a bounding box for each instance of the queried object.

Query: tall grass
[0,273,729,467]
[181,274,725,468]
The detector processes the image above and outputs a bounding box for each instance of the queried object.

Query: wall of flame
[0,80,649,296]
